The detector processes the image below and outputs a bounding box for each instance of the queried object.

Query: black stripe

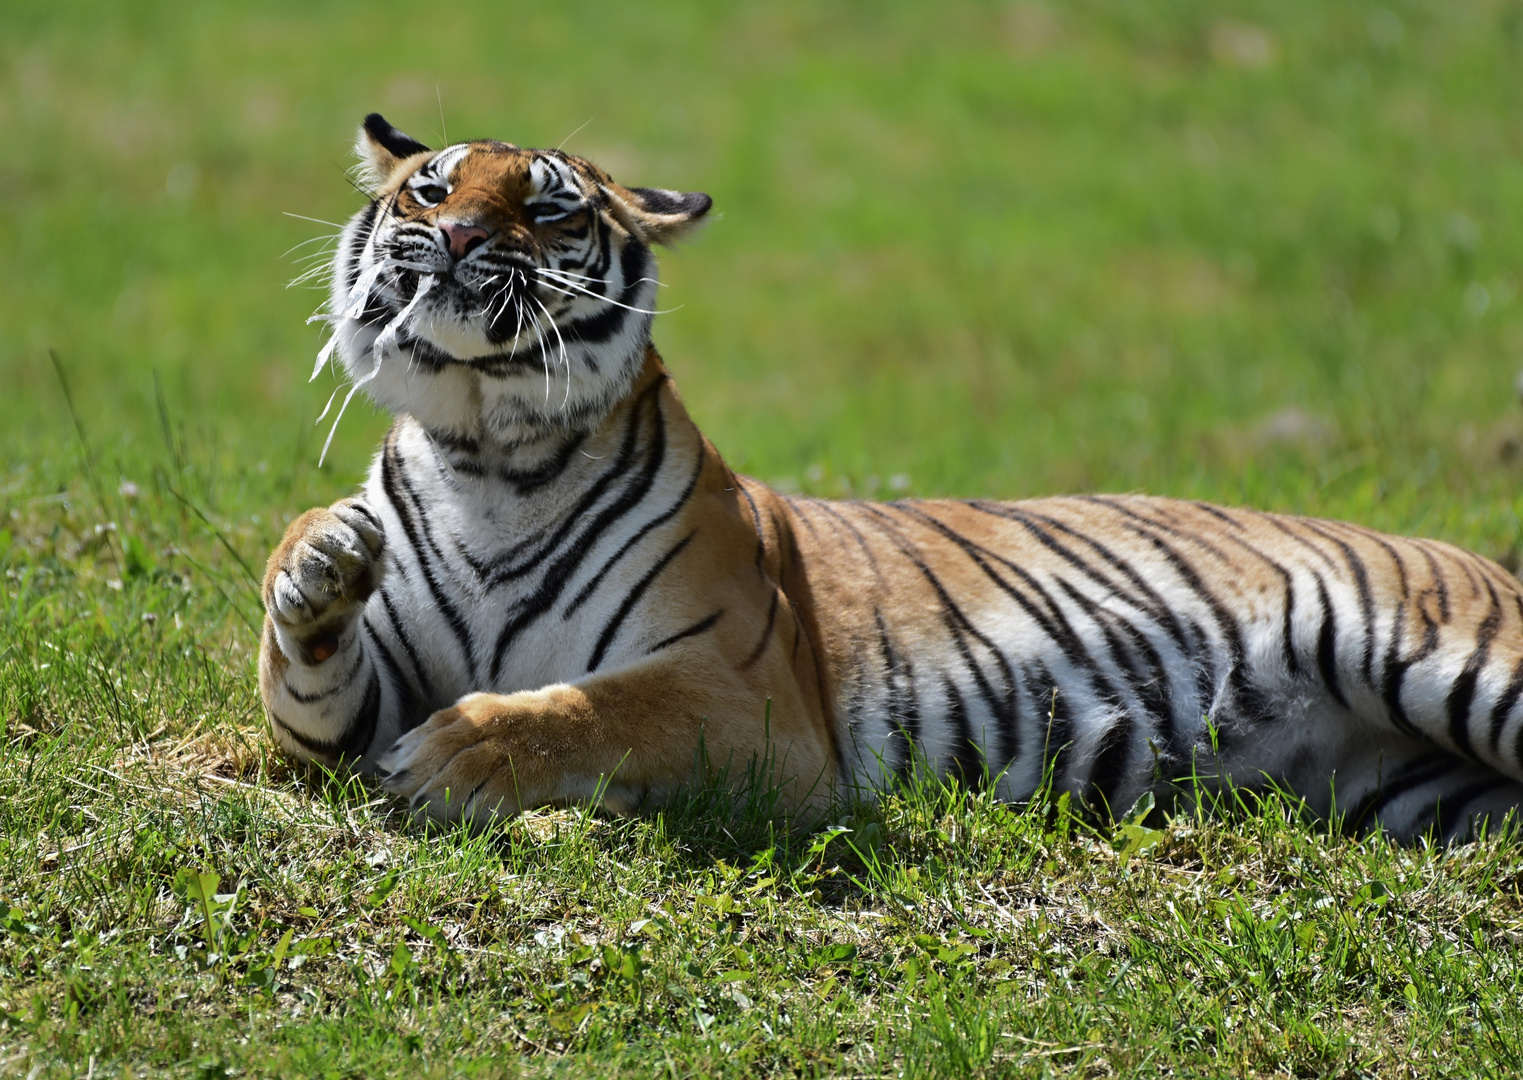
[1116,518,1273,728]
[1430,774,1518,840]
[343,202,380,293]
[380,431,477,680]
[268,668,381,760]
[1313,574,1349,709]
[894,653,922,779]
[564,450,704,618]
[584,215,616,278]
[1299,519,1377,686]
[362,618,421,729]
[648,610,723,655]
[1086,715,1135,817]
[1346,755,1461,833]
[1100,498,1239,570]
[338,669,384,758]
[875,609,916,776]
[283,647,365,704]
[1051,577,1177,762]
[741,591,781,669]
[942,679,987,789]
[1454,555,1483,599]
[1412,540,1451,623]
[489,382,671,678]
[444,453,484,475]
[1359,526,1411,601]
[561,242,648,344]
[497,432,587,494]
[856,506,1020,775]
[268,710,333,757]
[736,485,768,576]
[1190,501,1244,528]
[477,375,665,587]
[1030,662,1072,786]
[1445,577,1502,761]
[1260,513,1342,576]
[1281,573,1300,678]
[586,531,695,672]
[376,587,435,704]
[428,429,480,456]
[1379,603,1437,741]
[1490,657,1523,757]
[1184,617,1224,754]
[805,499,884,578]
[788,497,823,544]
[1208,525,1303,680]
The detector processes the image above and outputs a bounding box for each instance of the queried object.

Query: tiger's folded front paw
[378,693,555,824]
[263,498,386,662]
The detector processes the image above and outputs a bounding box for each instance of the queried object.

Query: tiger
[259,113,1523,841]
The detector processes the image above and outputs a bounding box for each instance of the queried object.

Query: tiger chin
[261,113,1523,841]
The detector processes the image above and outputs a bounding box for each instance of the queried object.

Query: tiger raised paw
[259,497,387,758]
[258,113,1523,841]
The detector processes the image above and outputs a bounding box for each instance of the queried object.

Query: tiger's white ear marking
[354,113,432,191]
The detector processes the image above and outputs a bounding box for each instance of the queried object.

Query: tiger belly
[785,493,1523,838]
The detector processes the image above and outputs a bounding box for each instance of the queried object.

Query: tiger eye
[524,202,572,222]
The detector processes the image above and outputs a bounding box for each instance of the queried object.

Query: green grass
[5,0,1523,1075]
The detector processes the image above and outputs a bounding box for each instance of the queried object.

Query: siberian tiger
[260,113,1523,841]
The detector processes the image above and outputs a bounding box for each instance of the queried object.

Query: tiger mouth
[376,262,556,361]
[400,335,544,376]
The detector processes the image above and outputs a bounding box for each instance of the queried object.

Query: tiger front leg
[259,498,390,763]
[376,656,835,825]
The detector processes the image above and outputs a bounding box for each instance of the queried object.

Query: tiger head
[320,113,710,447]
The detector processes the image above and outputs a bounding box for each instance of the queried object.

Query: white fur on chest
[360,417,698,709]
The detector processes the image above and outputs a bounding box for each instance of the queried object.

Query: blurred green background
[4,0,1523,553]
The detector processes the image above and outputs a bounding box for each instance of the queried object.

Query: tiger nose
[438,222,491,259]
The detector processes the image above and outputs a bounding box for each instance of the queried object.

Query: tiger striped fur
[259,114,1523,840]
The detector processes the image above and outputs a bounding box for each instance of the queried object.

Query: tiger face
[322,114,710,445]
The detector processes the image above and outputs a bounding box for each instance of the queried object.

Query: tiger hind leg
[1337,752,1523,843]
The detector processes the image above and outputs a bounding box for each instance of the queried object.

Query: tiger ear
[354,113,431,189]
[600,184,713,246]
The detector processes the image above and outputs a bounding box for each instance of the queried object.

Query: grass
[4,0,1523,1075]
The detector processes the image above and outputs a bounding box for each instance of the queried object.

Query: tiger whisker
[526,305,552,403]
[536,267,665,290]
[291,257,338,277]
[539,268,676,313]
[289,265,337,290]
[291,253,340,272]
[471,275,504,320]
[308,258,397,379]
[283,212,346,229]
[283,233,342,258]
[510,270,528,355]
[536,270,675,316]
[533,267,602,283]
[318,273,437,466]
[489,291,517,341]
[528,293,573,409]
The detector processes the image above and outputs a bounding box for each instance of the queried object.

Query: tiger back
[258,115,1523,840]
